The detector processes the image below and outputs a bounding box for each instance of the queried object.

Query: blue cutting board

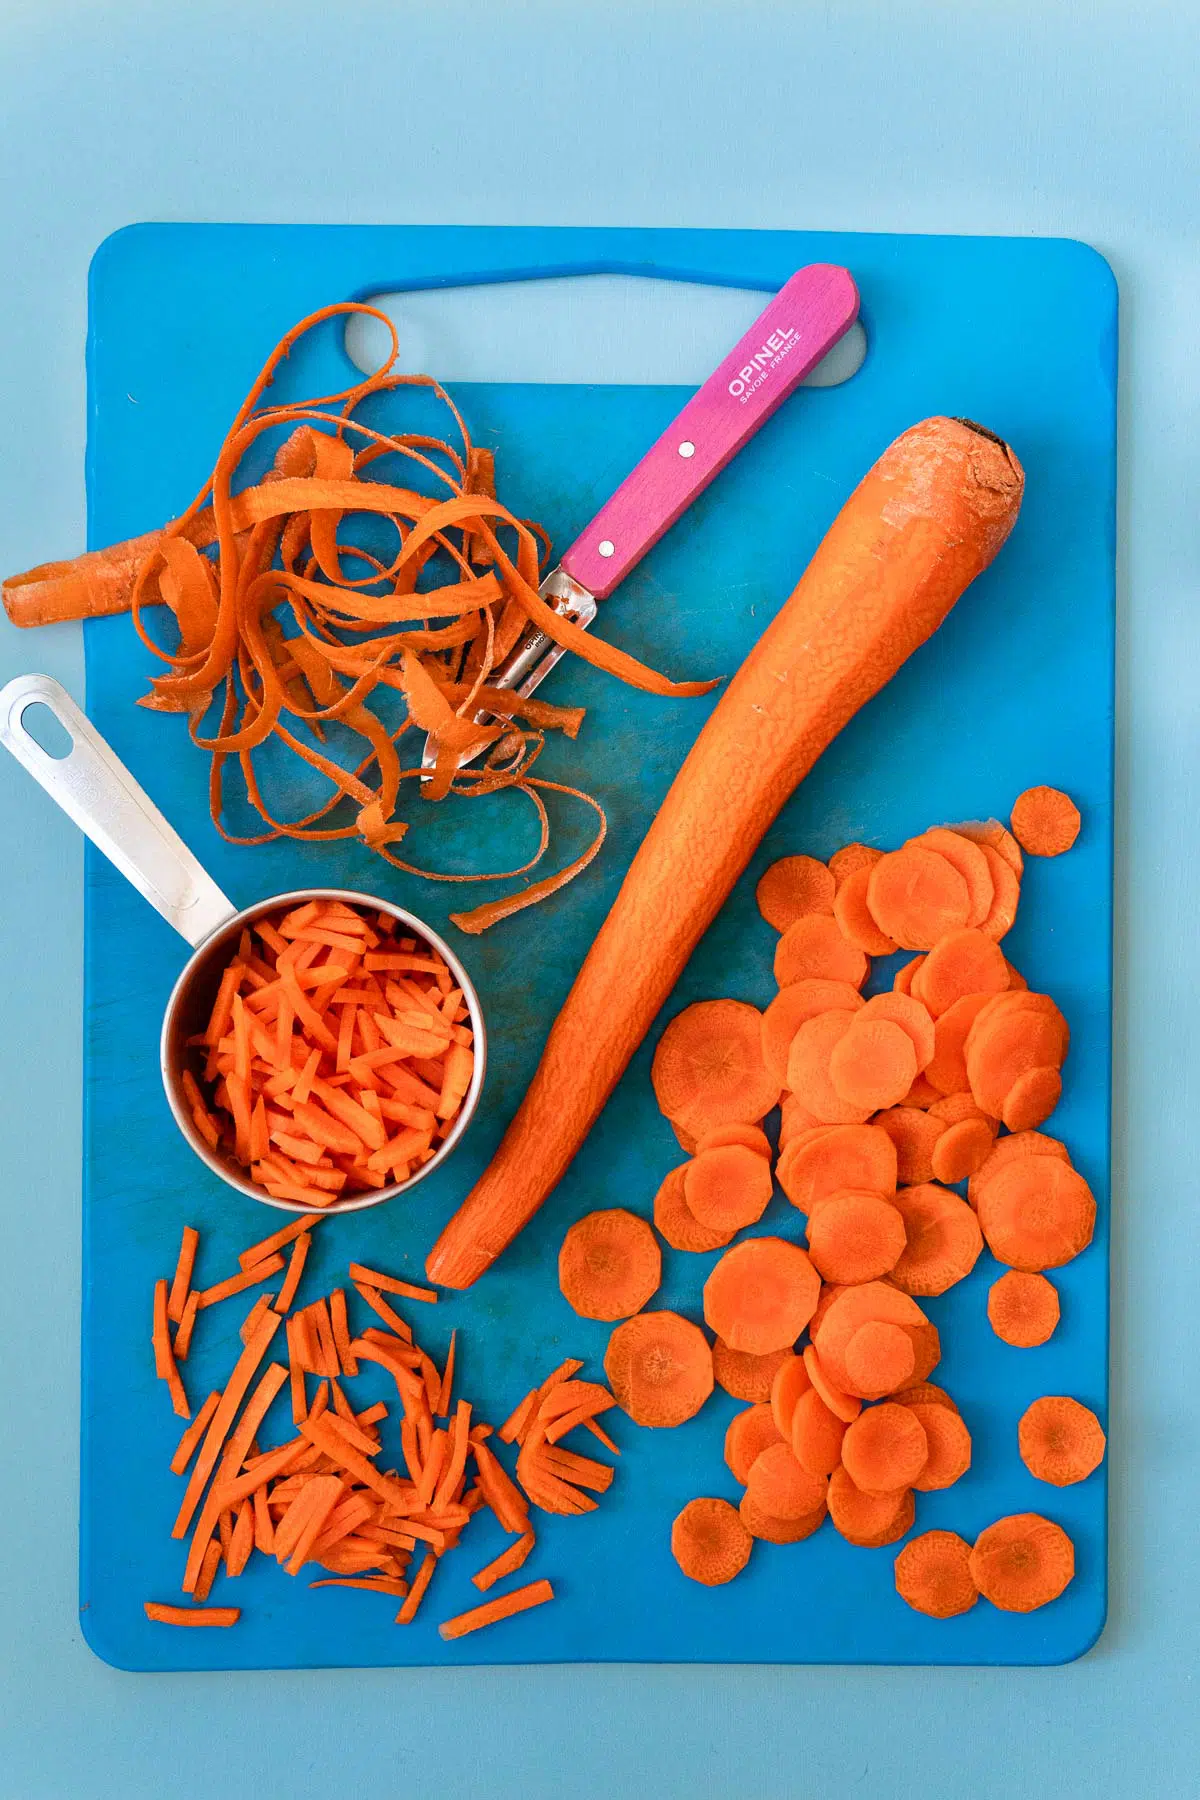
[78,225,1114,1671]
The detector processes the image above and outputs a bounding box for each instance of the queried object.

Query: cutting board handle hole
[19,701,73,760]
[345,275,867,388]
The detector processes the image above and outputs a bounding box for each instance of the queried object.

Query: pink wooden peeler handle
[560,264,860,599]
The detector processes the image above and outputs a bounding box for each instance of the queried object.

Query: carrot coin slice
[604,1311,714,1427]
[652,999,781,1135]
[1018,1396,1106,1486]
[1010,786,1081,858]
[774,914,869,989]
[866,847,971,950]
[756,855,836,930]
[671,1497,753,1585]
[987,1271,1060,1347]
[713,1339,792,1404]
[703,1237,820,1354]
[652,1164,734,1254]
[894,1530,978,1617]
[968,1513,1075,1612]
[558,1208,661,1321]
[724,1403,785,1483]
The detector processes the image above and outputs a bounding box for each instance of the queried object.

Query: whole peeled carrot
[427,417,1024,1288]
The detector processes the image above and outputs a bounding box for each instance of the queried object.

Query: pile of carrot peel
[553,787,1104,1612]
[186,896,474,1203]
[3,304,716,931]
[147,1213,620,1639]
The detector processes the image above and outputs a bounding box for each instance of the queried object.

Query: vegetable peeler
[421,263,860,774]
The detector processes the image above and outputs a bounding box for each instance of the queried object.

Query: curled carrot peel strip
[4,303,716,927]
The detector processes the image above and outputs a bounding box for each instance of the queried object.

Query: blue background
[0,2,1195,1794]
[78,224,1113,1672]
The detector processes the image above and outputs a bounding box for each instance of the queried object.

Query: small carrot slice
[745,1442,828,1520]
[925,993,995,1095]
[969,1513,1075,1612]
[683,1145,773,1235]
[894,1531,978,1617]
[439,1577,556,1639]
[769,1352,813,1439]
[930,1116,995,1184]
[558,1208,662,1321]
[908,1402,972,1490]
[907,828,995,929]
[842,1320,916,1399]
[652,999,781,1136]
[712,1339,792,1404]
[1002,1066,1063,1132]
[694,1122,771,1158]
[724,1403,785,1484]
[812,1281,927,1395]
[912,928,1009,1018]
[671,1498,753,1584]
[652,1164,734,1254]
[472,1530,536,1593]
[866,847,971,950]
[828,1469,915,1548]
[790,1386,847,1477]
[1010,786,1081,857]
[738,1491,827,1544]
[776,1121,897,1213]
[833,864,899,955]
[828,1017,917,1112]
[840,1401,929,1494]
[888,1183,983,1296]
[167,1226,200,1324]
[806,1191,907,1285]
[967,1129,1071,1209]
[761,981,865,1090]
[773,914,869,989]
[755,855,836,930]
[987,1271,1061,1346]
[785,1010,873,1126]
[703,1237,820,1354]
[975,1157,1096,1271]
[144,1603,240,1627]
[604,1311,714,1427]
[1018,1396,1106,1486]
[828,842,883,886]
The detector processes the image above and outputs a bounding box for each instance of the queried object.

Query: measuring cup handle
[0,674,237,949]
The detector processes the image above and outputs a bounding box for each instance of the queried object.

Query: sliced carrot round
[893,1381,958,1411]
[967,1129,1070,1210]
[908,1402,972,1490]
[894,1530,978,1617]
[652,999,781,1136]
[1002,1066,1063,1132]
[806,1191,907,1285]
[907,827,995,929]
[843,1319,916,1398]
[827,1466,914,1547]
[745,1441,829,1520]
[812,1282,927,1395]
[833,864,899,955]
[975,1158,1096,1271]
[801,1343,862,1422]
[951,817,1024,878]
[713,1338,792,1403]
[859,991,935,1071]
[790,1386,848,1476]
[559,1208,662,1321]
[756,854,836,931]
[866,847,971,951]
[931,1117,996,1184]
[829,842,883,887]
[684,1144,774,1234]
[604,1310,714,1428]
[703,1237,820,1354]
[926,993,996,1094]
[987,1270,1060,1347]
[976,842,1021,941]
[1018,1396,1106,1486]
[695,1121,772,1159]
[893,954,926,996]
[776,1121,897,1214]
[738,1490,827,1544]
[873,1106,944,1184]
[724,1402,785,1483]
[653,1164,734,1254]
[968,1513,1075,1612]
[671,1496,753,1585]
[774,914,869,990]
[965,997,1068,1118]
[840,1401,929,1494]
[828,1018,917,1112]
[1010,786,1081,858]
[769,1351,813,1439]
[785,1010,874,1126]
[761,980,865,1086]
[913,929,1010,1018]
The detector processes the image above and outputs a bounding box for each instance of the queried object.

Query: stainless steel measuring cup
[0,673,487,1214]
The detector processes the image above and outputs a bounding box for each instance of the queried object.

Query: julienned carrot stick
[239,1213,320,1272]
[348,1263,438,1304]
[167,1226,199,1324]
[170,1391,221,1475]
[196,1254,285,1311]
[471,1529,536,1592]
[395,1550,438,1623]
[173,1289,200,1362]
[436,1330,457,1416]
[353,1282,414,1341]
[153,1279,190,1419]
[172,1313,283,1539]
[427,417,1025,1286]
[144,1602,241,1627]
[273,1233,311,1316]
[437,1577,554,1640]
